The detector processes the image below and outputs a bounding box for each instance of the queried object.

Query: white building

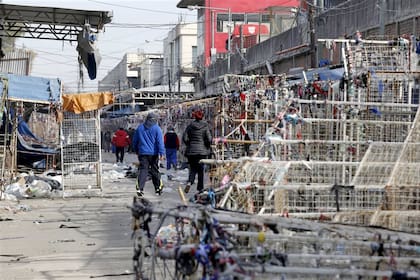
[163,22,198,88]
[98,52,163,92]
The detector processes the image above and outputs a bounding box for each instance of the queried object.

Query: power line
[86,0,191,16]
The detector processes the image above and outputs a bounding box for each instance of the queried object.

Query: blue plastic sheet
[1,74,61,103]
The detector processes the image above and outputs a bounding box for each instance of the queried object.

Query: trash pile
[131,197,420,280]
[1,170,62,201]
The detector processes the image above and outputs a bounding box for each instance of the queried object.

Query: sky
[5,0,195,93]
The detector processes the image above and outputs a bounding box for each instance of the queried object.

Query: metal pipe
[227,8,231,73]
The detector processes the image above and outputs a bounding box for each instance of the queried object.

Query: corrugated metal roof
[0,49,32,76]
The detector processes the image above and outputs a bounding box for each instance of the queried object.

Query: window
[216,13,244,32]
[245,13,271,25]
[246,13,259,24]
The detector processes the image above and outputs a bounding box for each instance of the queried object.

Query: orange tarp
[62,91,114,114]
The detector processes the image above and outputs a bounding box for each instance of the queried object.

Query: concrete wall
[98,54,130,92]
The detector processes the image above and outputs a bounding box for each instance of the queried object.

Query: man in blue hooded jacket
[132,112,165,196]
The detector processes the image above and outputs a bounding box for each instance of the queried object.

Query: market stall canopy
[0,3,113,41]
[1,74,61,103]
[62,92,114,114]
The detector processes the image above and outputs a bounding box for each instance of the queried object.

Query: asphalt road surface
[0,151,190,280]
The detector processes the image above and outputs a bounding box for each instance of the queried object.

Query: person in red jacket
[112,128,131,163]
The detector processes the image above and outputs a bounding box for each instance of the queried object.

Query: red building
[177,0,300,68]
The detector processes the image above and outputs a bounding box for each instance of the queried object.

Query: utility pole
[167,69,172,105]
[177,66,181,95]
[309,3,317,68]
[227,8,232,73]
[240,24,244,73]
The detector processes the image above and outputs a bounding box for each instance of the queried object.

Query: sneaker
[155,179,164,196]
[184,183,191,194]
[136,190,144,197]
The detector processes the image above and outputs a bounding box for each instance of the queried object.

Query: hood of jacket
[144,112,158,128]
[115,129,127,137]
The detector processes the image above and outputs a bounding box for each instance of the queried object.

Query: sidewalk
[0,150,188,280]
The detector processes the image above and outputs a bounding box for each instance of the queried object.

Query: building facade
[177,0,300,69]
[98,52,163,92]
[163,22,198,86]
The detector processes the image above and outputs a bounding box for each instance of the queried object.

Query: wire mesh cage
[348,40,412,73]
[60,110,102,194]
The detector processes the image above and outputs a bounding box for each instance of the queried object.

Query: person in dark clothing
[103,130,112,153]
[164,126,180,170]
[132,112,165,197]
[182,110,212,193]
[127,127,135,153]
[111,128,130,163]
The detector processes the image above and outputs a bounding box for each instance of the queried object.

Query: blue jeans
[165,148,177,169]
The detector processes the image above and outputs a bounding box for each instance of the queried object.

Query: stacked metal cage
[212,38,419,233]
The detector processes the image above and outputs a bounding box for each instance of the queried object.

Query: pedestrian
[164,126,180,170]
[182,110,212,193]
[111,127,130,163]
[127,127,135,153]
[103,130,112,152]
[132,112,165,197]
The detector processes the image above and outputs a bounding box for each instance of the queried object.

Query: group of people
[107,110,212,197]
[102,127,135,163]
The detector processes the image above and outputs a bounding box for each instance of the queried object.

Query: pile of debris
[1,170,62,201]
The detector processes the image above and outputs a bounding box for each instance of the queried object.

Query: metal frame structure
[131,197,420,280]
[189,38,420,233]
[61,110,102,196]
[0,3,112,41]
[0,3,113,199]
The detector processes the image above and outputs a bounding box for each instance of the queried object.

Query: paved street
[0,151,188,280]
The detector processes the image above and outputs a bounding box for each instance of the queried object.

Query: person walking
[164,126,180,170]
[103,130,112,153]
[111,128,130,163]
[127,127,135,153]
[182,110,212,193]
[132,112,165,197]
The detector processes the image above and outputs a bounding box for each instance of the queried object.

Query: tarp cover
[17,119,57,155]
[62,91,113,114]
[3,74,61,103]
[287,66,344,85]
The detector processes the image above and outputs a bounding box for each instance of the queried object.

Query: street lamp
[187,5,232,73]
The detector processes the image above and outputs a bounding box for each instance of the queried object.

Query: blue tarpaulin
[1,74,61,103]
[287,66,345,84]
[16,118,58,167]
[0,74,61,167]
